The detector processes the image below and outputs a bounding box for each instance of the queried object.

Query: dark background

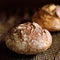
[0,0,60,9]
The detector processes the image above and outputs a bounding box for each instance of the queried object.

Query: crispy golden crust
[5,22,52,55]
[32,4,60,32]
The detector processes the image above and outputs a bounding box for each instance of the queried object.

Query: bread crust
[5,22,52,55]
[32,4,60,32]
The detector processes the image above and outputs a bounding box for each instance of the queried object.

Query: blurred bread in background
[32,4,60,32]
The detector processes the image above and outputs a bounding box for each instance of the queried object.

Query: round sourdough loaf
[5,22,52,55]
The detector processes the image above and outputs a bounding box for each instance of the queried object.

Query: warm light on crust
[32,4,60,32]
